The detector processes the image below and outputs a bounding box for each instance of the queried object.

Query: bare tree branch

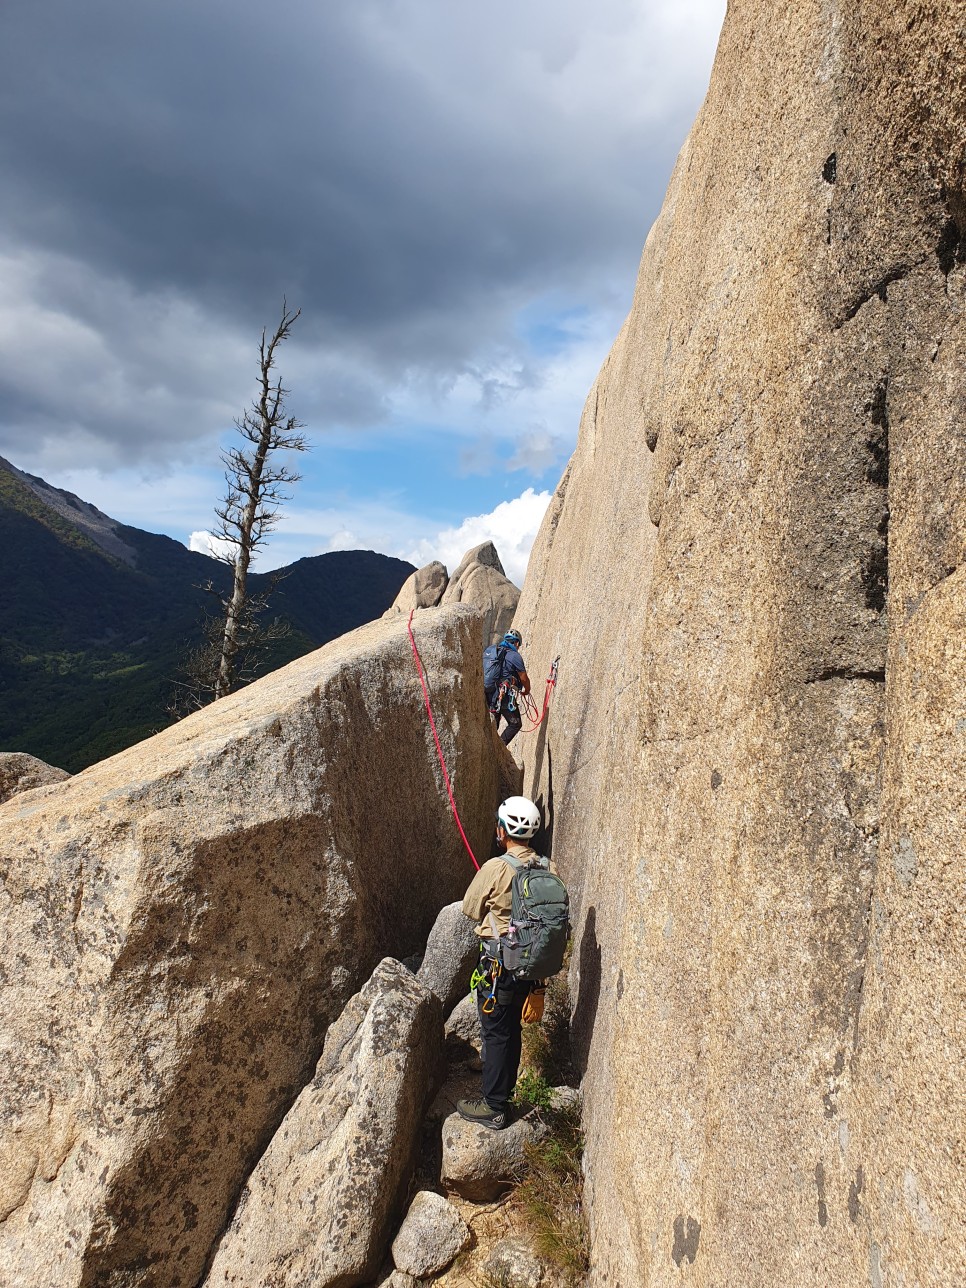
[168,302,307,715]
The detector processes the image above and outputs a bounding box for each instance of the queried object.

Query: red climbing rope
[520,656,559,734]
[407,610,481,872]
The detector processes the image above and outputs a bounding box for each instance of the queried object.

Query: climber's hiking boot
[457,1097,508,1131]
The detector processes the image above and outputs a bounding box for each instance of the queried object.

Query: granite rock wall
[515,2,966,1283]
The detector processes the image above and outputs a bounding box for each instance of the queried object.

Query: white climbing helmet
[497,795,541,839]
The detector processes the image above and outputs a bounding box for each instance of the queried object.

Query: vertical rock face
[515,3,966,1286]
[0,606,501,1288]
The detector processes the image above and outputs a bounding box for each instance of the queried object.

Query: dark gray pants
[486,685,523,745]
[477,971,531,1111]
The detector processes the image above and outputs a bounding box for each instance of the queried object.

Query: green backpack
[501,855,570,981]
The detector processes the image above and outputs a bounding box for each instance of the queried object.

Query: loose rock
[373,1271,420,1288]
[440,1110,549,1202]
[483,1236,547,1288]
[391,1190,471,1278]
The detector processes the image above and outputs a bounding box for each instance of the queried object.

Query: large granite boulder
[416,900,482,1017]
[0,606,503,1288]
[384,560,449,615]
[386,543,520,647]
[203,959,442,1287]
[514,3,966,1285]
[0,752,69,804]
[440,541,520,645]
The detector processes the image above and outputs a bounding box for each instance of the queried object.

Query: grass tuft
[515,1101,589,1285]
[510,957,589,1286]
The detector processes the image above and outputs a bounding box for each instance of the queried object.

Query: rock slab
[0,606,502,1288]
[514,3,966,1285]
[204,959,442,1287]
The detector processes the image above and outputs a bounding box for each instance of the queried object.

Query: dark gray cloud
[0,0,724,467]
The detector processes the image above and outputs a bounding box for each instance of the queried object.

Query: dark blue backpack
[482,643,508,692]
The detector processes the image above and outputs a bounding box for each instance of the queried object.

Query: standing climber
[457,796,556,1131]
[482,629,530,746]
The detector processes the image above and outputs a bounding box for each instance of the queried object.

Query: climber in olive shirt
[457,795,551,1131]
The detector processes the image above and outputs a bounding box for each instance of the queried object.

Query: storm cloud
[0,0,724,474]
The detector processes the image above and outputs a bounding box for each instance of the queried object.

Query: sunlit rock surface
[515,3,966,1284]
[0,606,501,1287]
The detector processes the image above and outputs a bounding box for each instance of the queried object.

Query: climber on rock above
[482,628,530,747]
[457,795,561,1132]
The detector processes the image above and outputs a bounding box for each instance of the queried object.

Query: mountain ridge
[1,456,414,770]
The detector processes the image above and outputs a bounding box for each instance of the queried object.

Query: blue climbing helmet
[502,629,522,649]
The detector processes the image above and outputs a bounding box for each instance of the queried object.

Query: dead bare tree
[169,302,308,714]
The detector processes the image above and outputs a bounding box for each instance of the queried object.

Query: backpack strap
[503,853,549,872]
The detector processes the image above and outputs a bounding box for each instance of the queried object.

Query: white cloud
[403,488,552,586]
[188,530,234,560]
[326,528,360,551]
[507,426,568,473]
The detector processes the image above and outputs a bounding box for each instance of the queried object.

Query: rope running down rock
[407,609,481,872]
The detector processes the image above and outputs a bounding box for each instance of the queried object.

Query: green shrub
[512,1069,555,1112]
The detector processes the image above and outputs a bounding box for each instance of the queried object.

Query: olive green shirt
[461,844,557,940]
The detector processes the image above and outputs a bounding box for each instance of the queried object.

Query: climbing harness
[491,658,560,734]
[470,942,504,1013]
[407,610,480,872]
[520,656,560,734]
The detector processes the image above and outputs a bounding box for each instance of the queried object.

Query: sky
[0,0,726,586]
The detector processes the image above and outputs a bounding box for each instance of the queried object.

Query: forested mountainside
[1,458,413,770]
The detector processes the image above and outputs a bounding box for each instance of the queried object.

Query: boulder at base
[440,1110,549,1202]
[0,606,501,1288]
[203,959,442,1288]
[391,1190,471,1278]
[0,752,69,805]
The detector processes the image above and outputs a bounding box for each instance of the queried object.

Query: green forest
[1,466,413,771]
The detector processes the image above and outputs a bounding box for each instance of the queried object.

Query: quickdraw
[471,944,504,1014]
[481,958,502,1014]
[520,656,560,734]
